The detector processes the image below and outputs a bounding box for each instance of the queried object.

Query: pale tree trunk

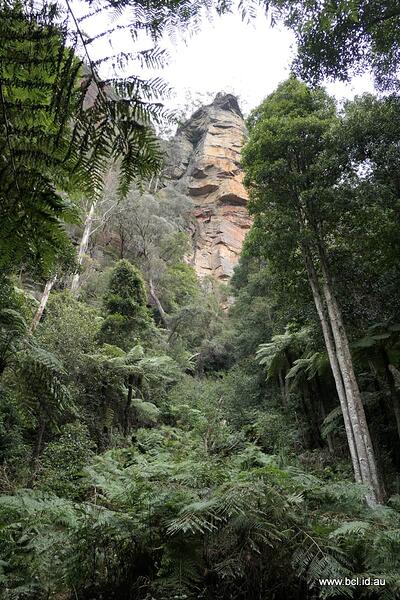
[319,254,385,504]
[297,198,384,504]
[71,201,96,292]
[30,275,57,333]
[149,279,169,328]
[322,279,384,503]
[30,200,98,330]
[303,251,362,484]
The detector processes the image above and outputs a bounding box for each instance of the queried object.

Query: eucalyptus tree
[242,78,385,503]
[331,93,400,453]
[272,0,400,90]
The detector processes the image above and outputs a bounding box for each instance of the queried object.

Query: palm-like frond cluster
[0,1,82,272]
[0,0,189,273]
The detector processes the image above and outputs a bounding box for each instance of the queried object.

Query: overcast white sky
[73,1,376,118]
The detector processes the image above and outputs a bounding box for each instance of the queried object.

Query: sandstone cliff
[164,93,252,280]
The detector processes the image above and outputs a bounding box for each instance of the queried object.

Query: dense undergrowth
[1,242,400,599]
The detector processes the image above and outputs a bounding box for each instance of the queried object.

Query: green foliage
[16,345,72,429]
[36,291,101,371]
[241,77,400,474]
[131,398,160,424]
[2,423,400,599]
[38,421,95,499]
[274,0,400,90]
[166,277,228,357]
[0,308,29,376]
[1,0,202,275]
[243,80,337,249]
[0,300,76,466]
[99,259,152,350]
[81,343,181,436]
[106,186,197,329]
[321,406,345,440]
[0,1,83,274]
[0,277,37,377]
[230,257,276,357]
[0,387,31,487]
[249,410,297,454]
[257,326,311,379]
[241,75,336,329]
[158,261,200,312]
[105,259,148,316]
[3,26,400,598]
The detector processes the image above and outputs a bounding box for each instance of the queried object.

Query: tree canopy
[273,0,400,89]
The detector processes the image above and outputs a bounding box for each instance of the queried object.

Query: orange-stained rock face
[164,93,252,280]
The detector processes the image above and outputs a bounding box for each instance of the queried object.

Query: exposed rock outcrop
[164,93,251,280]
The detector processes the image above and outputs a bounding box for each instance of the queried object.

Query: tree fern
[321,405,344,439]
[0,308,30,375]
[329,520,371,540]
[0,2,167,274]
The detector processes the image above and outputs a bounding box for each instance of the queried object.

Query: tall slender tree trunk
[30,275,57,333]
[303,249,362,484]
[319,254,385,503]
[71,201,96,292]
[296,197,384,503]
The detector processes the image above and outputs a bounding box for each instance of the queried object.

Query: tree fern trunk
[318,381,335,454]
[302,382,323,448]
[278,371,288,407]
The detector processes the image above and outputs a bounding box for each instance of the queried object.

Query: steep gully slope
[163,93,252,280]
